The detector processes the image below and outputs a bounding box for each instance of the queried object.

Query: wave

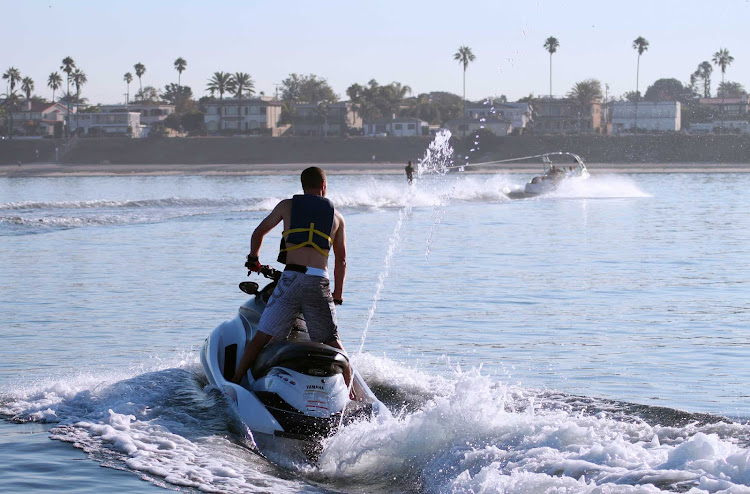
[0,197,276,211]
[2,352,749,493]
[0,175,650,237]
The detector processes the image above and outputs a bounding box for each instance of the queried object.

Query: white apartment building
[292,101,362,136]
[612,101,681,132]
[689,120,750,134]
[100,103,174,126]
[203,97,283,135]
[464,102,532,133]
[363,116,428,137]
[443,116,512,136]
[67,112,143,137]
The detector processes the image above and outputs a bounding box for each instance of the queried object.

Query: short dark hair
[301,167,326,190]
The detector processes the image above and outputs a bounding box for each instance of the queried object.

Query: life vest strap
[281,222,332,257]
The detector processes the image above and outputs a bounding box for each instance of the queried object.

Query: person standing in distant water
[405,160,415,184]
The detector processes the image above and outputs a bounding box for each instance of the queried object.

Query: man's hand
[333,298,343,305]
[245,254,261,275]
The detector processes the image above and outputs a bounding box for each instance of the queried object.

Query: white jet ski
[201,265,389,445]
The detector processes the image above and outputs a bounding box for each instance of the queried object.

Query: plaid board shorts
[258,270,339,343]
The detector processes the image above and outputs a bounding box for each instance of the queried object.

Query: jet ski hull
[202,281,389,444]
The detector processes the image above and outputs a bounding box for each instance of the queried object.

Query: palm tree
[72,69,87,133]
[712,48,734,131]
[316,100,329,137]
[543,36,560,98]
[2,67,22,138]
[72,69,87,102]
[134,63,146,92]
[632,36,649,133]
[60,57,76,137]
[346,83,364,128]
[453,45,476,123]
[48,72,62,102]
[689,71,699,96]
[124,72,133,105]
[712,48,734,87]
[206,71,232,132]
[381,82,412,116]
[2,66,21,95]
[173,57,187,114]
[698,61,713,98]
[230,72,255,133]
[21,77,34,100]
[174,57,187,87]
[567,79,602,133]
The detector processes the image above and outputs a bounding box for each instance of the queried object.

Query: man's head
[301,167,327,196]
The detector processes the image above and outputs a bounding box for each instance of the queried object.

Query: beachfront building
[362,116,427,137]
[533,97,602,134]
[689,120,750,134]
[100,103,175,127]
[4,101,70,137]
[442,116,512,136]
[67,111,143,137]
[291,102,361,137]
[611,101,681,133]
[204,97,283,135]
[698,95,749,117]
[463,102,532,134]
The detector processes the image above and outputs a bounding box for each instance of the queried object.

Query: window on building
[394,124,402,130]
[408,124,415,130]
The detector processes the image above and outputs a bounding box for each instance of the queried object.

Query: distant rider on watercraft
[231,167,353,396]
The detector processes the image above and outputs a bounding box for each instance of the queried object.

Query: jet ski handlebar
[239,265,281,297]
[259,265,282,281]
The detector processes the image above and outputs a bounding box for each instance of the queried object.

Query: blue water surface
[1,169,749,493]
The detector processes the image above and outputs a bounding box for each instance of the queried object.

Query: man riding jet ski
[233,166,352,392]
[202,167,388,443]
[201,264,387,443]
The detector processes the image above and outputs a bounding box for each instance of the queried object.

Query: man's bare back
[275,198,345,271]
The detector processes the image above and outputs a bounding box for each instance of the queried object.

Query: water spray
[340,130,456,421]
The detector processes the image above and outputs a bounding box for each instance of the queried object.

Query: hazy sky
[3,0,748,105]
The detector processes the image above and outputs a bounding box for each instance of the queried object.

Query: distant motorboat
[509,152,590,199]
[447,151,591,199]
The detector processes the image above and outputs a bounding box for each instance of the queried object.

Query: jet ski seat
[252,341,349,380]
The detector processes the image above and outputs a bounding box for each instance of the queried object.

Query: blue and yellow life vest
[277,194,335,263]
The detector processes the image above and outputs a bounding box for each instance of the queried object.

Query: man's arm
[332,213,346,302]
[249,200,288,258]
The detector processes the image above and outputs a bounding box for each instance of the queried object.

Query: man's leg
[232,272,302,384]
[301,276,355,399]
[323,336,355,399]
[232,331,272,384]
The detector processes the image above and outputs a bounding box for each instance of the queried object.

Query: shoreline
[2,161,750,178]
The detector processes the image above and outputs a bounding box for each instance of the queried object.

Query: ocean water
[1,166,749,493]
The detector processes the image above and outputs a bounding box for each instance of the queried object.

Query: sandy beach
[3,161,750,178]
